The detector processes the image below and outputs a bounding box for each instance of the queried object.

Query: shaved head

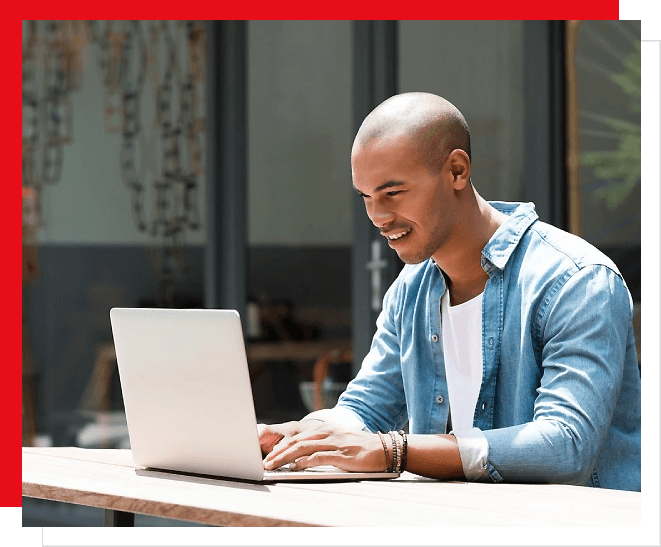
[353,92,471,174]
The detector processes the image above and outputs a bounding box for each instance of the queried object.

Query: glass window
[566,20,640,357]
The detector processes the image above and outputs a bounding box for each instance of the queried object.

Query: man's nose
[367,200,395,228]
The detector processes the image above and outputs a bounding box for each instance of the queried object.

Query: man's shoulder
[489,201,621,278]
[524,220,621,276]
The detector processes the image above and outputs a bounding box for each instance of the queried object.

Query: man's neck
[433,194,507,306]
[444,275,487,306]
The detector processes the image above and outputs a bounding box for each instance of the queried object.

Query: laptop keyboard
[266,464,300,473]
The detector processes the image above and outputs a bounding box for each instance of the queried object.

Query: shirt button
[436,395,444,404]
[431,334,439,343]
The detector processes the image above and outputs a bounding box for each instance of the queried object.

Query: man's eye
[386,191,402,197]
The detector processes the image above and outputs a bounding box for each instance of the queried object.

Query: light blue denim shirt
[325,201,641,491]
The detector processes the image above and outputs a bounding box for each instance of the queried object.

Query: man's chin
[396,251,429,265]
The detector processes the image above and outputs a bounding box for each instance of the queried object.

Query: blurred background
[22,20,641,525]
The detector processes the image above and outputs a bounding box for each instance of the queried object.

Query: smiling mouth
[383,228,412,241]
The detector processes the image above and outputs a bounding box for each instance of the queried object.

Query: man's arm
[481,264,636,485]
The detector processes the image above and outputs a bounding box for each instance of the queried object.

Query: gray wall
[247,21,354,246]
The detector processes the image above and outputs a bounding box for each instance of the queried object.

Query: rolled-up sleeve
[451,427,489,480]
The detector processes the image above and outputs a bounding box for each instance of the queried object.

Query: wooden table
[22,447,641,527]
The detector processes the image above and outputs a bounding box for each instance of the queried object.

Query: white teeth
[388,229,410,240]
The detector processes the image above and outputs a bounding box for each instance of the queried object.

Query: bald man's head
[353,92,471,174]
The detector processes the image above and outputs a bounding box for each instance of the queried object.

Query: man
[259,92,641,491]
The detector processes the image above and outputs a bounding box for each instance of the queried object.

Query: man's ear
[447,149,471,191]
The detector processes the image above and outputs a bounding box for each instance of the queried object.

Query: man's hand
[257,420,320,457]
[260,421,388,472]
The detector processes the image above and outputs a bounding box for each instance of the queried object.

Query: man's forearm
[405,434,465,480]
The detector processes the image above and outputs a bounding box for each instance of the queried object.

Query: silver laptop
[109,307,398,482]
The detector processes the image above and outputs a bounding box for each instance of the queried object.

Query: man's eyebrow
[353,180,405,196]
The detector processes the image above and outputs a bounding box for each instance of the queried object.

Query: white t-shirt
[441,289,489,480]
[441,289,484,432]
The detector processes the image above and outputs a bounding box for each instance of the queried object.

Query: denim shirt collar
[432,201,538,280]
[481,201,538,273]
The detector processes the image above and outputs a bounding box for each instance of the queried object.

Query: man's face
[351,134,456,265]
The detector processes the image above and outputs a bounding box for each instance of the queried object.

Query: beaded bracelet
[398,430,408,472]
[376,431,391,472]
[388,430,400,473]
[395,431,403,472]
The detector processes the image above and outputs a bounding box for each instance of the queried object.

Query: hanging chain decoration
[153,21,205,236]
[148,21,206,304]
[94,20,207,305]
[22,21,206,305]
[22,20,89,287]
[92,20,206,248]
[42,21,80,183]
[22,21,86,231]
[119,21,149,232]
[22,21,40,201]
